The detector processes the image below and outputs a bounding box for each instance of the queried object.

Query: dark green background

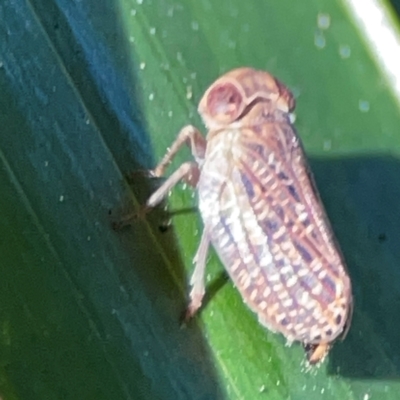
[1,0,400,398]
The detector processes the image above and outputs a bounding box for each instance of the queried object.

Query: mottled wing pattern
[205,121,351,345]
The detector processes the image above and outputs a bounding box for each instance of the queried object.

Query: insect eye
[205,82,244,123]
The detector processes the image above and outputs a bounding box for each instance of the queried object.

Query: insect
[145,67,353,364]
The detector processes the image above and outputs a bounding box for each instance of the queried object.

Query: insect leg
[185,225,211,320]
[153,125,206,177]
[147,161,200,208]
[303,342,330,365]
[113,162,199,230]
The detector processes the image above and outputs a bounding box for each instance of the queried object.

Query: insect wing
[211,121,351,345]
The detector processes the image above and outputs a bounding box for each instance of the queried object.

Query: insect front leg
[112,163,198,229]
[115,126,205,228]
[147,161,200,209]
[152,125,206,177]
[147,125,206,209]
[185,225,211,320]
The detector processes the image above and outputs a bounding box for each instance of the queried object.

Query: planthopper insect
[145,67,353,364]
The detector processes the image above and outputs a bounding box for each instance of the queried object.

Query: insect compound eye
[205,82,245,124]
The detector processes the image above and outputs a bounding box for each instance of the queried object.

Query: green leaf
[1,0,400,398]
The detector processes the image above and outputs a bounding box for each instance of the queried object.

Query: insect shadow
[311,154,400,378]
[112,169,229,398]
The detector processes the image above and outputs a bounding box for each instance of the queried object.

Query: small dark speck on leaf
[158,223,170,233]
[378,233,387,243]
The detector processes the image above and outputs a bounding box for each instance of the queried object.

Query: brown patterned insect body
[146,68,352,364]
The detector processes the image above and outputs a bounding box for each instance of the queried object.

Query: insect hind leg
[303,342,330,365]
[184,225,211,321]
